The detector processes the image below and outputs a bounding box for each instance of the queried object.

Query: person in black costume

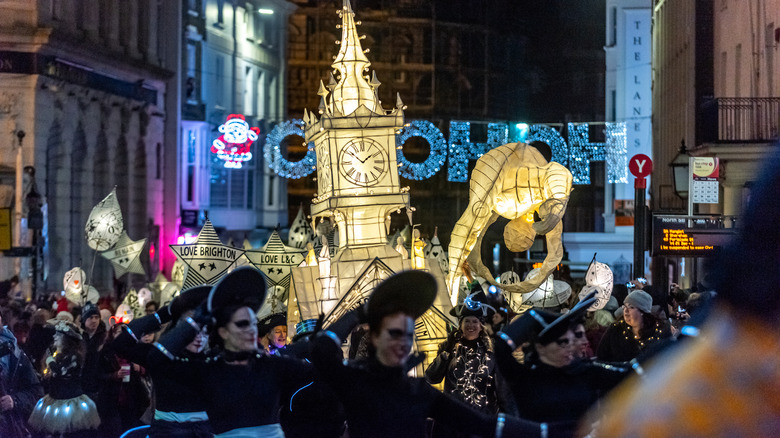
[110,285,213,437]
[28,319,100,437]
[310,270,563,438]
[151,266,313,437]
[79,302,106,404]
[496,293,637,436]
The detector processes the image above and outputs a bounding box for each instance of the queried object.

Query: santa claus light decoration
[211,114,259,169]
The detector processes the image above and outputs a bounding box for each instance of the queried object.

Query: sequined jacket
[425,330,499,414]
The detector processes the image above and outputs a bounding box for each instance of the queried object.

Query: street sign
[629,154,653,178]
[651,215,736,257]
[691,157,719,204]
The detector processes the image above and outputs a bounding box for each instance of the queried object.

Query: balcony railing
[700,97,780,142]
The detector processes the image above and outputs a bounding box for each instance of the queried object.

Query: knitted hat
[624,290,652,314]
[82,302,100,321]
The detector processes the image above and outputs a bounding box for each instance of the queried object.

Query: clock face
[317,147,332,195]
[338,139,387,187]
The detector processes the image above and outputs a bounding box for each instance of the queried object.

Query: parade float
[159,0,616,377]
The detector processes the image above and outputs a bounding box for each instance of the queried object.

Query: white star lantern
[169,219,245,289]
[85,188,124,251]
[245,230,305,292]
[100,231,146,278]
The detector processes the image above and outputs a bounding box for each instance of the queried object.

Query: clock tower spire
[305,0,408,261]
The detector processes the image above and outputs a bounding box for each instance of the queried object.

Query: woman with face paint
[495,292,636,436]
[109,285,213,437]
[151,267,313,437]
[310,271,560,438]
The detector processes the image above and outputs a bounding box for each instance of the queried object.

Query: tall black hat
[367,271,437,331]
[170,285,212,321]
[207,266,267,315]
[258,312,287,337]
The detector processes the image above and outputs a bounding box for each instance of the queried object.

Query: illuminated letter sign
[263,119,628,183]
[211,114,259,169]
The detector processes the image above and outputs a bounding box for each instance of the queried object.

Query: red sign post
[628,154,653,279]
[629,154,653,188]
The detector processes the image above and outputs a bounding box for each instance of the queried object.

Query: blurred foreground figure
[589,150,780,437]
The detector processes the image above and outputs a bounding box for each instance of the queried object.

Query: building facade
[651,0,779,288]
[177,0,295,252]
[0,0,181,295]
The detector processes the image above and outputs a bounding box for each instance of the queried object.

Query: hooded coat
[0,326,44,438]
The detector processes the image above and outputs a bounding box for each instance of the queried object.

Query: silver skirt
[28,394,101,433]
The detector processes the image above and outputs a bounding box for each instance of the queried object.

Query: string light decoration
[264,119,629,183]
[211,114,259,169]
[567,123,598,184]
[524,124,569,167]
[605,122,628,183]
[264,119,316,179]
[396,120,448,180]
[447,122,509,182]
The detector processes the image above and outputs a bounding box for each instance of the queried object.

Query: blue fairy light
[264,119,317,179]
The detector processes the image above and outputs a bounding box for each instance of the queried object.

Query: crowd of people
[2,151,778,438]
[0,262,708,438]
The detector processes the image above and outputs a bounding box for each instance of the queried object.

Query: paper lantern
[447,142,572,298]
[114,303,134,324]
[63,267,99,305]
[159,283,180,307]
[100,231,146,277]
[288,205,316,249]
[169,219,245,289]
[317,236,337,315]
[519,268,572,309]
[424,227,448,274]
[170,259,185,288]
[578,259,614,311]
[245,230,305,293]
[85,188,124,251]
[411,229,426,270]
[120,289,146,319]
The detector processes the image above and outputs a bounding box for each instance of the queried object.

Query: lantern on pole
[85,188,123,251]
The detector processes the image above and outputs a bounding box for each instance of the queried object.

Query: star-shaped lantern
[169,219,245,289]
[245,230,305,292]
[100,231,147,277]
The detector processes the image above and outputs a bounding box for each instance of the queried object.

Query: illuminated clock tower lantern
[305,0,408,260]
